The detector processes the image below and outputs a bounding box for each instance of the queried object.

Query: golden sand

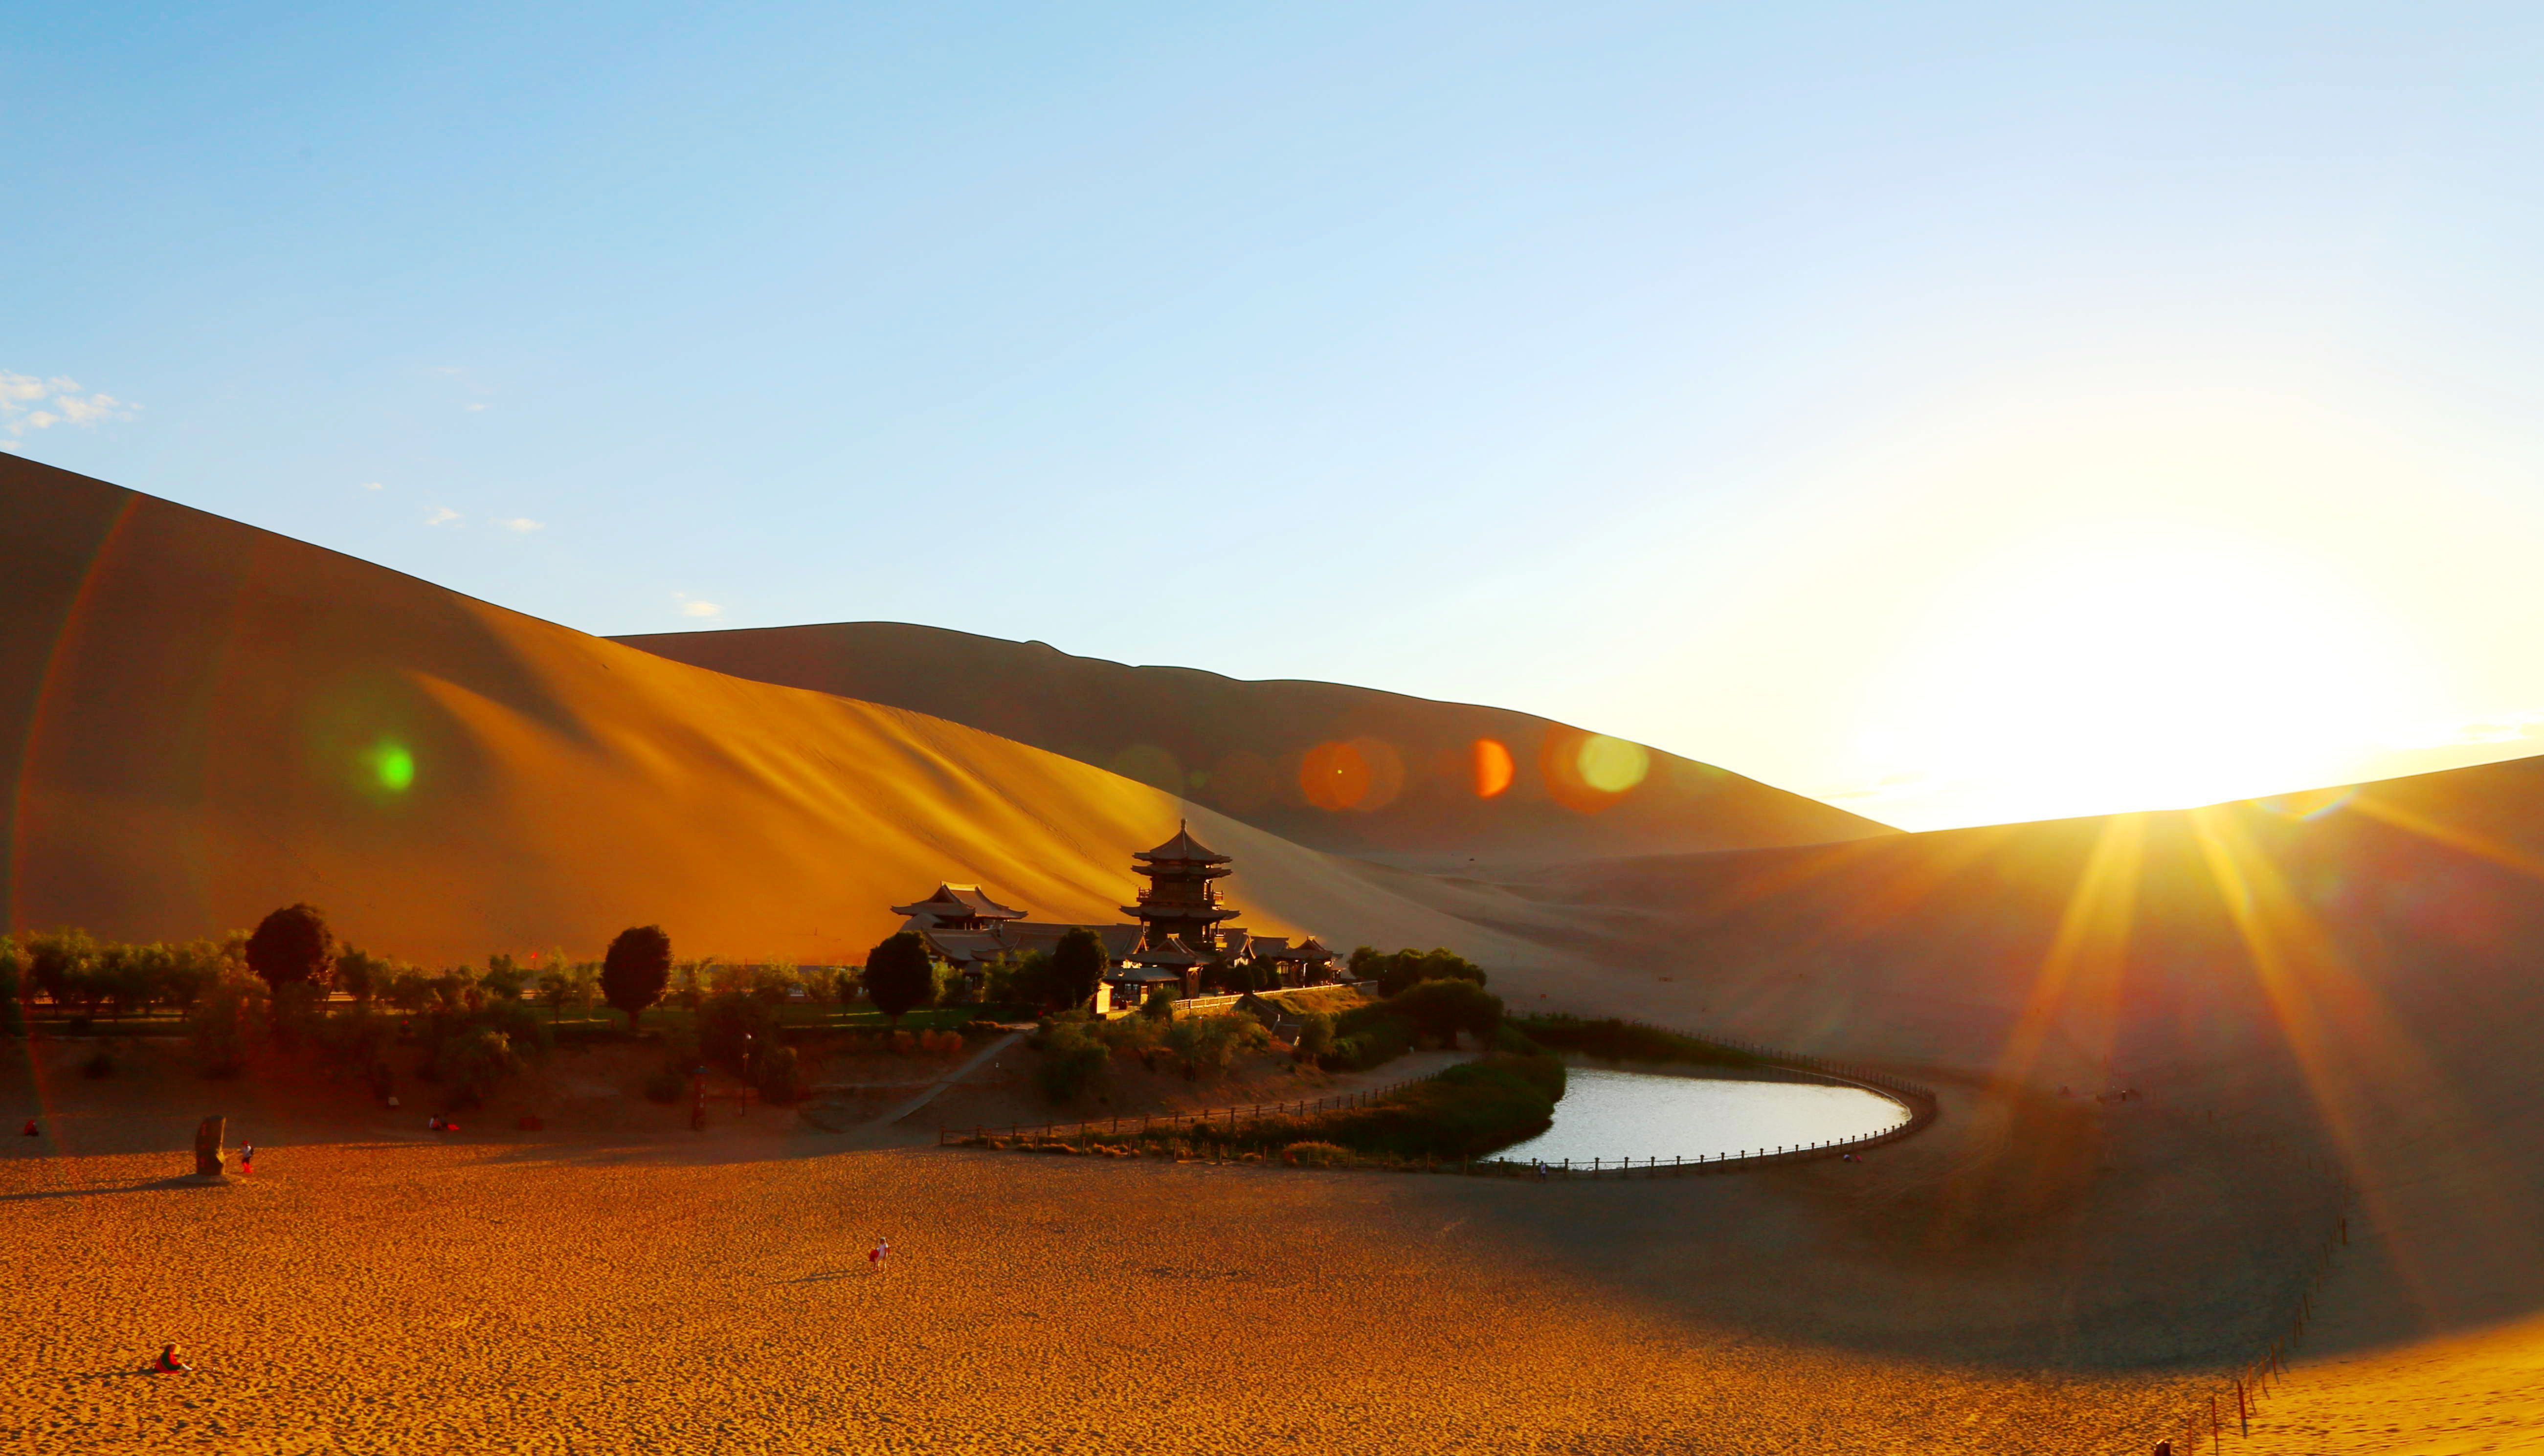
[6,1132,2209,1456]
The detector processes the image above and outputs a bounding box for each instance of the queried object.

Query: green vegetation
[863,932,941,1026]
[1510,1014,1764,1071]
[246,904,336,992]
[1348,946,1488,999]
[601,925,672,1031]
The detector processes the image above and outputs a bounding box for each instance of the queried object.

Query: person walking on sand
[239,1144,254,1175]
[869,1237,890,1272]
[153,1344,193,1374]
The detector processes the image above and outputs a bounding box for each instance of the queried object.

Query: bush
[643,1063,690,1104]
[1351,947,1489,999]
[245,904,336,993]
[1162,1014,1271,1079]
[602,926,673,1031]
[1324,1005,1414,1071]
[1292,1010,1336,1061]
[190,971,270,1078]
[752,1043,807,1104]
[1385,978,1504,1049]
[432,1025,524,1106]
[698,990,781,1076]
[1281,1141,1350,1168]
[1034,1019,1111,1104]
[1140,990,1175,1020]
[863,933,942,1025]
[1509,1015,1761,1070]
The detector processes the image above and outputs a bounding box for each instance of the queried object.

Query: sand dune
[0,457,1573,971]
[11,450,2543,1448]
[1481,761,2544,1444]
[614,620,1893,870]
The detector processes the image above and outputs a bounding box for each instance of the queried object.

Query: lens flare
[1576,735,1649,794]
[1473,737,1516,798]
[1299,737,1404,812]
[366,739,415,794]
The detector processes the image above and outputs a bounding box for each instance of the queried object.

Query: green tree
[1364,947,1489,999]
[1386,977,1504,1049]
[1051,928,1108,1011]
[24,929,97,1013]
[480,953,530,1001]
[862,932,940,1026]
[698,990,781,1076]
[0,937,23,1038]
[245,904,336,993]
[335,947,391,1008]
[601,926,673,1032]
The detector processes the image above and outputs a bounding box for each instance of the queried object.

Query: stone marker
[194,1115,226,1178]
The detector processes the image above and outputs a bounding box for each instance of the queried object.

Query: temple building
[881,824,1336,1006]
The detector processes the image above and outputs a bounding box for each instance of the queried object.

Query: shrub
[1034,1019,1110,1104]
[1350,947,1489,999]
[1509,1015,1761,1071]
[752,1043,807,1104]
[24,929,97,1013]
[698,990,781,1076]
[863,933,941,1025]
[1324,1005,1413,1071]
[432,1025,524,1106]
[1051,928,1108,1011]
[245,904,336,993]
[1292,1010,1336,1061]
[1162,1014,1271,1079]
[479,954,530,1002]
[601,926,672,1032]
[1140,990,1175,1020]
[0,939,21,1038]
[1281,1141,1350,1168]
[190,971,270,1078]
[1386,978,1504,1049]
[643,1064,689,1104]
[335,947,392,1007]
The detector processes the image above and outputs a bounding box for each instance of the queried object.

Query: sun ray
[2190,806,2544,1328]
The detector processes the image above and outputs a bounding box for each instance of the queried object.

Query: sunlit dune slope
[1499,762,2544,1427]
[0,457,1575,970]
[613,621,1894,869]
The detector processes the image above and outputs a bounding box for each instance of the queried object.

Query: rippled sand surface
[4,1132,2207,1456]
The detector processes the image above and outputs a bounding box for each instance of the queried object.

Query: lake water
[1495,1067,1910,1165]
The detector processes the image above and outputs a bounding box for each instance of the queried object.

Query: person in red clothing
[153,1344,192,1373]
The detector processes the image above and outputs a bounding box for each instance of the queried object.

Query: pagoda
[1121,821,1240,955]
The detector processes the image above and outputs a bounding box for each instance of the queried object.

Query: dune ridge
[613,620,1894,870]
[0,456,1574,973]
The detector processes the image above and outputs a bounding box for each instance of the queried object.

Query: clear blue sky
[14,4,2544,827]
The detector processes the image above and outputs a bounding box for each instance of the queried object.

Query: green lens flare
[368,740,416,794]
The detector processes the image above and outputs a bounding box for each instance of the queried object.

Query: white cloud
[463,402,488,413]
[424,507,462,527]
[360,481,384,491]
[496,517,543,532]
[0,370,140,437]
[680,600,723,618]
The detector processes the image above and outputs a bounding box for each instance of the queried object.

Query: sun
[1854,524,2425,825]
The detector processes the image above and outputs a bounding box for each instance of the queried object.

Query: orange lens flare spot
[1300,737,1405,813]
[1472,737,1515,798]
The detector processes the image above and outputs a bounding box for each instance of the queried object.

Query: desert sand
[12,453,2544,1450]
[613,620,1892,870]
[0,456,1576,973]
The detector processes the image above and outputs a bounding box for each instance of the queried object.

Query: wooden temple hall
[888,823,1335,1003]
